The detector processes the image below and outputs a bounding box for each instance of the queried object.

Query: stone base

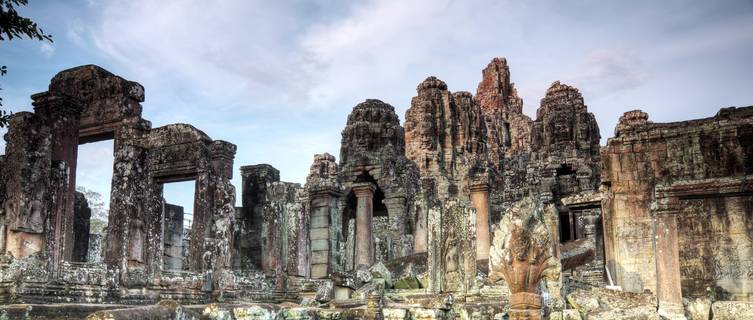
[510,292,544,320]
[509,308,544,320]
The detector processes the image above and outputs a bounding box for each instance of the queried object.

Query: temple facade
[0,60,751,319]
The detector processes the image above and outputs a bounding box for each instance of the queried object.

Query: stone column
[353,182,376,268]
[163,203,184,270]
[414,178,435,254]
[655,212,684,318]
[384,196,409,259]
[414,205,428,253]
[470,182,491,261]
[309,186,341,278]
[33,93,82,264]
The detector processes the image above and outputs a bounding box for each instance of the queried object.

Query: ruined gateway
[0,59,751,319]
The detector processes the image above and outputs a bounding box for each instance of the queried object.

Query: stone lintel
[653,176,753,215]
[308,185,343,199]
[561,191,604,207]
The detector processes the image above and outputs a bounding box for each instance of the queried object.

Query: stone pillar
[163,203,184,270]
[470,182,491,261]
[239,164,279,272]
[384,196,409,259]
[32,93,82,265]
[414,178,435,254]
[414,205,428,253]
[353,182,376,268]
[655,212,684,318]
[309,186,341,278]
[188,171,213,272]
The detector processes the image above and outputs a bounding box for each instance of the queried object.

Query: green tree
[0,0,53,127]
[76,186,109,235]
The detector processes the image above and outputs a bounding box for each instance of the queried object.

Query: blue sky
[1,0,752,212]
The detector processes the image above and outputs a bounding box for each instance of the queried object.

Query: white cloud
[90,0,325,110]
[38,42,55,57]
[566,48,650,94]
[12,0,749,192]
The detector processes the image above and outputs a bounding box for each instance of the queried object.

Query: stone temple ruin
[0,59,751,319]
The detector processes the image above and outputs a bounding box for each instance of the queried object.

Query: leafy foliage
[0,65,9,127]
[76,186,109,235]
[0,0,52,42]
[0,0,52,128]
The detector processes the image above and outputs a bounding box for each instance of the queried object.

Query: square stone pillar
[32,92,82,264]
[654,212,684,319]
[163,203,184,270]
[309,186,342,278]
[352,182,376,268]
[413,178,435,254]
[470,182,491,261]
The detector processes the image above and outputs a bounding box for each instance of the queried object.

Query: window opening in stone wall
[74,139,113,263]
[559,209,577,243]
[162,180,196,271]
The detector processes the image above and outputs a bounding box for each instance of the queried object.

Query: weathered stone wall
[675,195,753,299]
[1,112,53,259]
[404,77,488,201]
[238,164,308,277]
[236,164,279,270]
[305,153,342,278]
[426,199,477,294]
[602,107,753,298]
[0,65,237,296]
[339,99,419,263]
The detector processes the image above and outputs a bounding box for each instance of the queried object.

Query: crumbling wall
[0,65,237,298]
[404,77,488,201]
[602,107,753,297]
[236,164,279,270]
[1,112,53,259]
[475,58,532,217]
[305,153,342,278]
[339,99,420,263]
[238,164,307,276]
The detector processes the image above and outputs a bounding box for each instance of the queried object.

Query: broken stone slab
[86,300,199,320]
[353,282,382,300]
[567,287,660,318]
[408,307,448,320]
[356,266,373,284]
[331,270,361,290]
[566,289,599,314]
[590,287,657,310]
[382,308,409,320]
[370,261,393,288]
[201,303,284,320]
[560,239,595,271]
[393,276,422,289]
[684,297,711,320]
[587,305,660,320]
[711,301,753,320]
[562,309,581,320]
[314,280,334,303]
